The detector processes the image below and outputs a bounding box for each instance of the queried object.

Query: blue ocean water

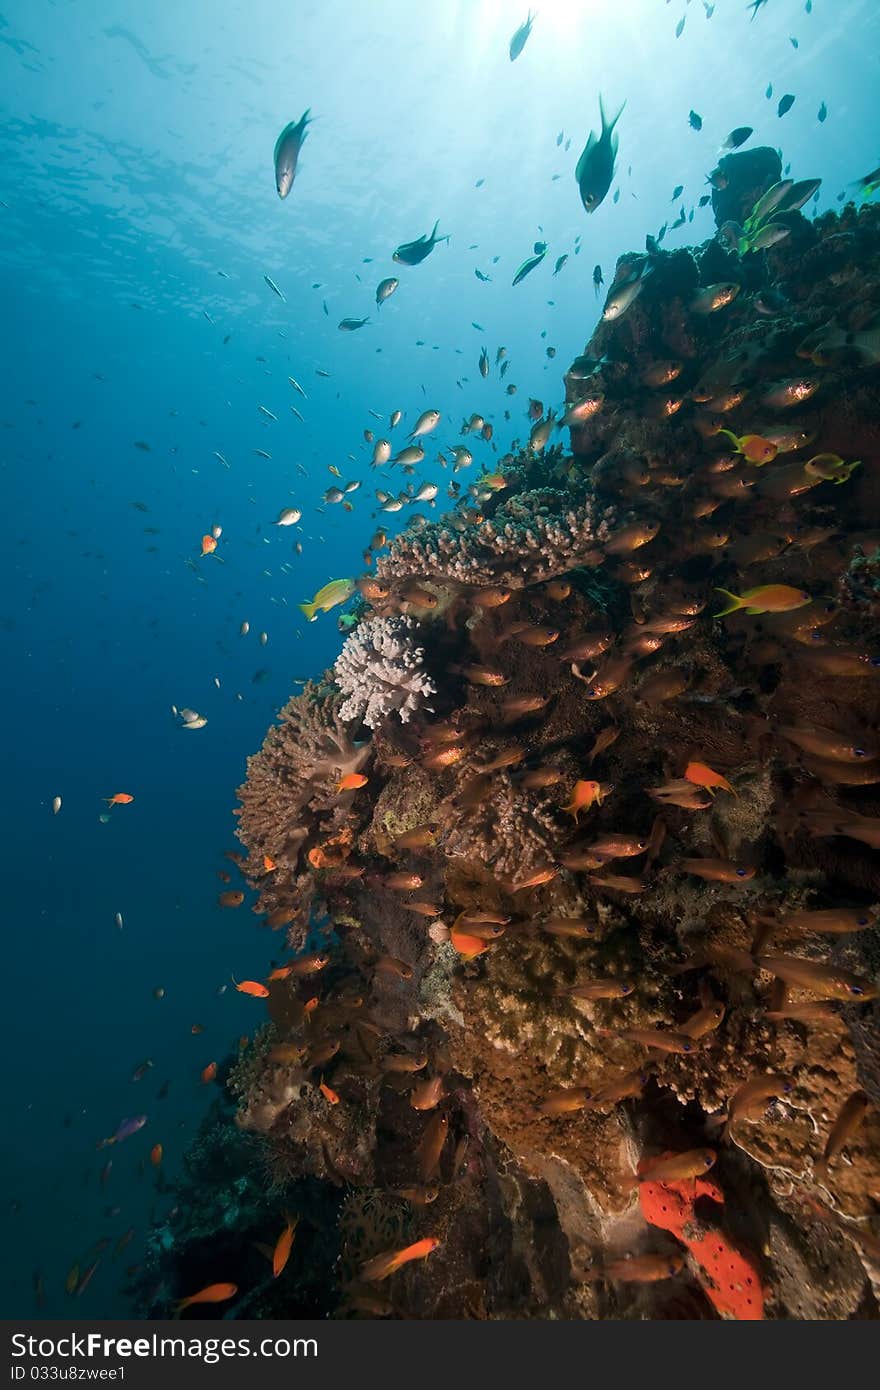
[1,0,877,1319]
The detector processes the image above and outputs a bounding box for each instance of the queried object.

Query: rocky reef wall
[137,171,880,1320]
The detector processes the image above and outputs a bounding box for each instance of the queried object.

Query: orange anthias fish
[150,1143,163,1167]
[562,779,606,823]
[201,535,218,556]
[174,1282,237,1315]
[319,1080,340,1104]
[450,913,493,959]
[266,965,294,981]
[231,976,270,998]
[714,584,811,618]
[263,855,277,871]
[684,761,737,796]
[360,1236,440,1283]
[718,429,778,465]
[103,793,134,806]
[200,1061,218,1084]
[272,1213,298,1278]
[337,773,369,793]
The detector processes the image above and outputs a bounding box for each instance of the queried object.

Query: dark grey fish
[722,126,753,150]
[393,221,450,266]
[575,96,625,213]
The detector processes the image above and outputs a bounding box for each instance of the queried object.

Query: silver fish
[603,260,653,321]
[376,277,399,308]
[274,110,311,199]
[371,439,392,467]
[409,410,441,439]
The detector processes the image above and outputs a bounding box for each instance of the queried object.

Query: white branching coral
[334,615,436,730]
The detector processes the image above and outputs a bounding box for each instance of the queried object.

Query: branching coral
[334,616,437,730]
[375,489,617,590]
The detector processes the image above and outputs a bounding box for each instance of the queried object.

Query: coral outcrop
[144,187,880,1321]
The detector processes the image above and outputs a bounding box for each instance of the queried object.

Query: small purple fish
[101,1115,147,1147]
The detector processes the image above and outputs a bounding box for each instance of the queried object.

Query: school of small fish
[27,0,880,1324]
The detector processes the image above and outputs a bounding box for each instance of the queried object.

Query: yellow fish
[714,584,811,617]
[298,578,356,622]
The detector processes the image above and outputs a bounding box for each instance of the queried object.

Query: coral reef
[152,189,880,1321]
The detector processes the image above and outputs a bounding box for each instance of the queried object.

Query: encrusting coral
[145,158,880,1322]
